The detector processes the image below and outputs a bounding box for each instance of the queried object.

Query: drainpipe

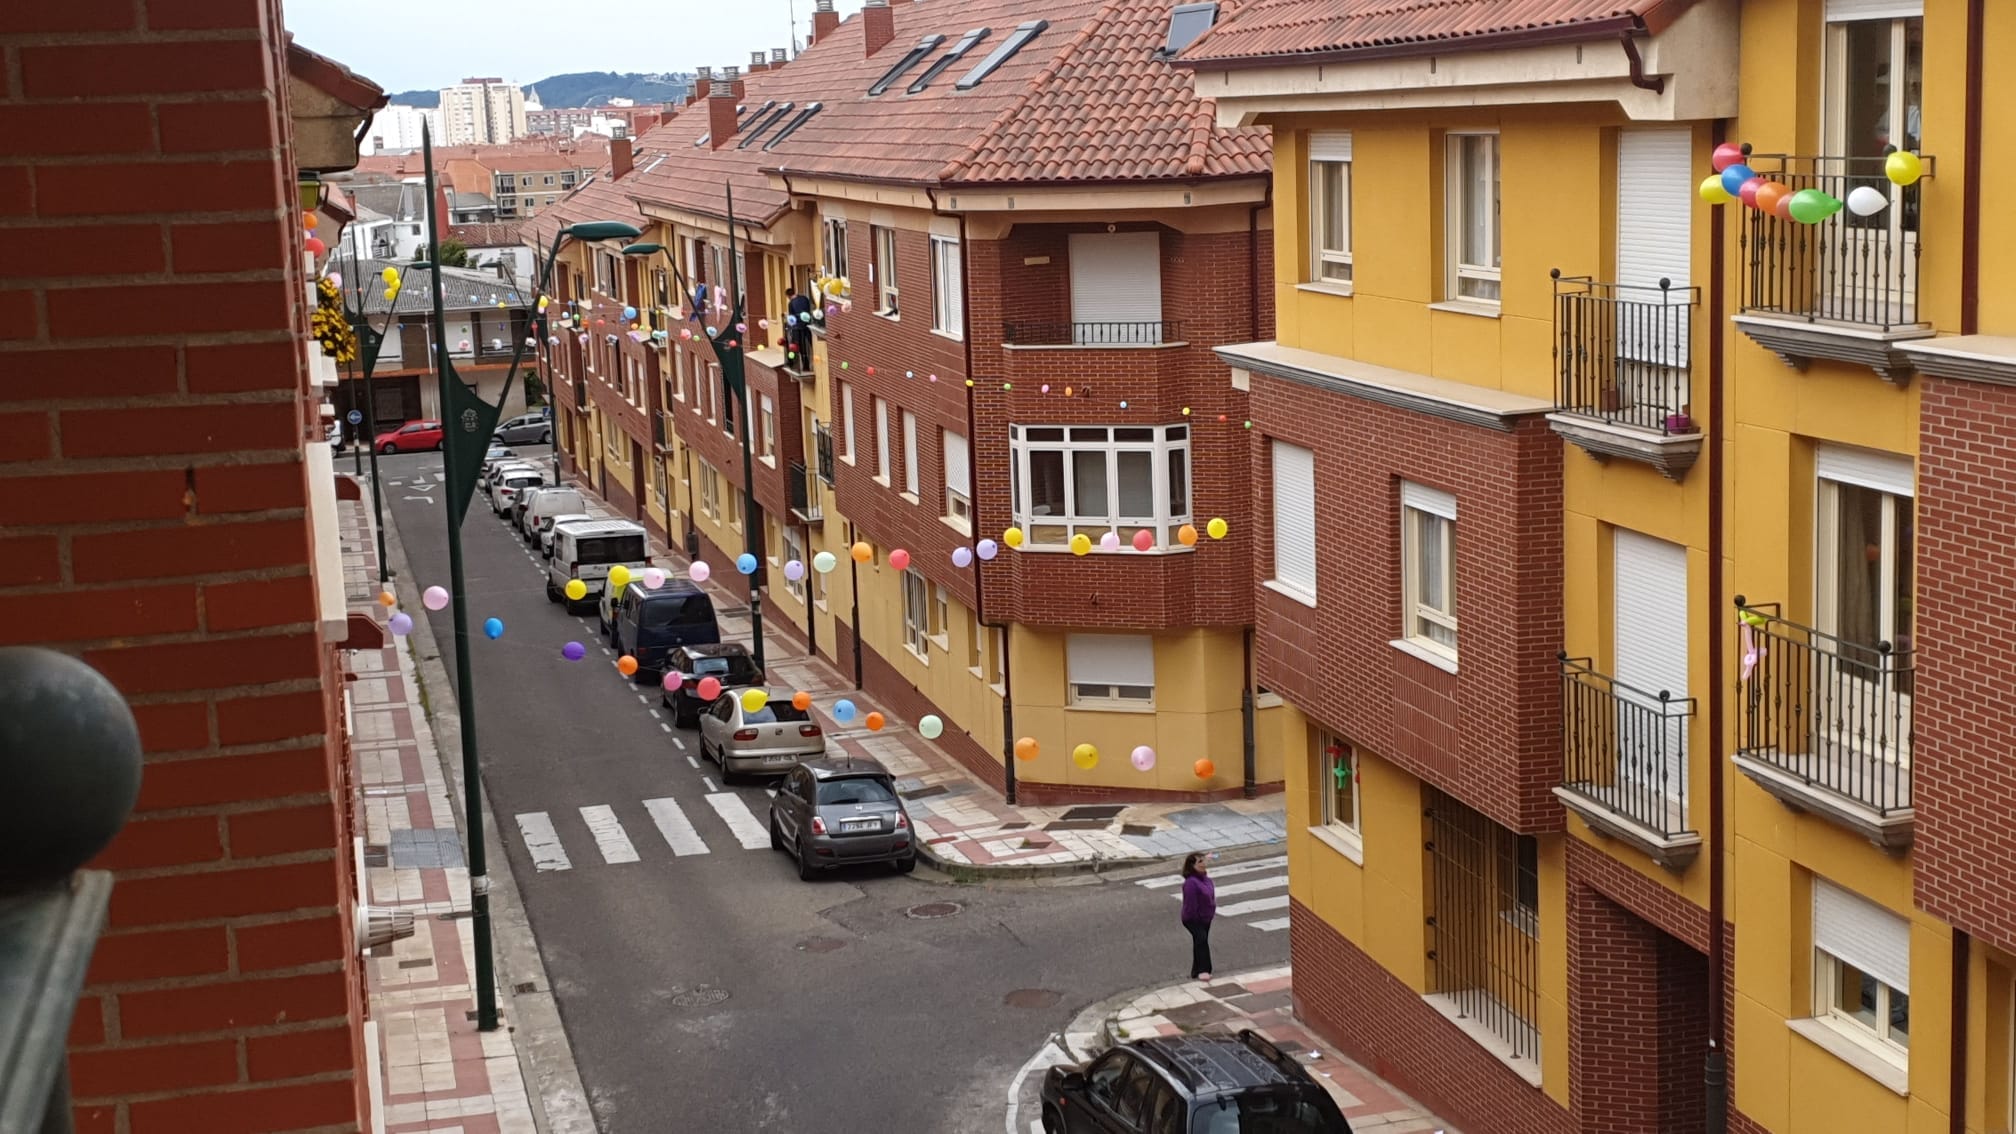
[1239,184,1268,799]
[846,519,864,689]
[1705,117,1730,1134]
[1241,627,1257,799]
[1620,31,1665,94]
[1952,13,1984,1131]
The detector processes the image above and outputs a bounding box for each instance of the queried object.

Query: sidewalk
[561,472,1289,877]
[1060,966,1455,1134]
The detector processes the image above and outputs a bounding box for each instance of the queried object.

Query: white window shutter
[1817,445,1915,497]
[943,431,970,491]
[1617,127,1694,293]
[1613,529,1690,795]
[1824,0,1922,21]
[1068,232,1163,334]
[1813,877,1911,992]
[1271,441,1317,596]
[1309,130,1352,163]
[1066,634,1155,687]
[1401,481,1456,521]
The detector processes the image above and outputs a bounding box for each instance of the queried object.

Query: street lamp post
[338,224,431,585]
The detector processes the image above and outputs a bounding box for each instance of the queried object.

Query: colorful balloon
[642,567,666,589]
[736,553,758,575]
[1846,185,1891,217]
[1885,150,1923,187]
[1699,175,1733,205]
[1177,523,1199,547]
[888,548,911,571]
[1002,527,1024,549]
[697,676,722,700]
[1098,532,1120,551]
[1130,745,1157,772]
[388,612,413,636]
[1072,743,1098,770]
[1206,517,1229,540]
[689,560,711,582]
[976,539,999,561]
[1132,529,1155,552]
[1719,163,1755,197]
[812,551,838,574]
[1069,533,1092,556]
[919,715,944,739]
[378,590,396,607]
[564,579,588,601]
[609,565,632,590]
[617,655,639,676]
[563,641,586,661]
[1015,737,1039,761]
[1787,188,1840,224]
[1738,177,1766,209]
[864,711,885,732]
[1194,758,1216,779]
[741,688,769,712]
[851,541,874,564]
[834,698,857,721]
[483,617,504,639]
[791,690,812,710]
[784,559,806,581]
[1711,142,1747,173]
[663,670,684,691]
[951,546,973,568]
[1753,181,1791,217]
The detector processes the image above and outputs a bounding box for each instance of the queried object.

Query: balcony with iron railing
[1001,320,1184,348]
[813,423,835,486]
[653,410,669,452]
[1547,273,1703,482]
[1555,655,1700,870]
[1732,599,1914,850]
[1732,153,1935,384]
[788,460,823,523]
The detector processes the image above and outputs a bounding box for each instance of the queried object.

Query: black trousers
[1184,919,1213,977]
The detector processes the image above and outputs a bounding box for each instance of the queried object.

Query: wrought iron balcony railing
[1734,599,1913,822]
[1001,320,1181,347]
[788,460,822,523]
[1552,274,1699,435]
[813,423,835,486]
[653,411,668,451]
[1737,154,1930,334]
[1559,655,1696,843]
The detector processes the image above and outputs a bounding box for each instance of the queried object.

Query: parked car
[481,445,518,477]
[492,469,547,517]
[482,460,540,501]
[700,689,826,782]
[1040,1031,1353,1134]
[545,520,650,613]
[606,581,720,678]
[660,643,757,727]
[509,481,557,531]
[520,486,585,541]
[374,419,443,453]
[767,758,913,879]
[494,411,552,446]
[538,511,592,558]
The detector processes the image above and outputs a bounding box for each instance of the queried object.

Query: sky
[283,0,869,93]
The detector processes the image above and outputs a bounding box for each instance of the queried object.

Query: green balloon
[1787,188,1836,224]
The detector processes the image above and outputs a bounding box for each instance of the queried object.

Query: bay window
[1010,424,1191,549]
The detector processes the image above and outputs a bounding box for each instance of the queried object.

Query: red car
[374,420,444,453]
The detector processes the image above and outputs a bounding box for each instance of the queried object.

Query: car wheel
[434,439,445,451]
[892,855,916,875]
[540,429,552,444]
[796,834,818,881]
[545,581,560,603]
[769,812,783,851]
[381,442,398,454]
[1041,1104,1065,1134]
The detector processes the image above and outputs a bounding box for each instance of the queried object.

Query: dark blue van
[612,581,721,682]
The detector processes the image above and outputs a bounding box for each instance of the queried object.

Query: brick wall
[1568,883,1668,1134]
[1656,935,1709,1134]
[1249,372,1563,833]
[0,1,366,1130]
[1913,375,2016,957]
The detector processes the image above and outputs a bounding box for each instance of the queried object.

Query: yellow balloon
[383,288,397,301]
[1003,526,1024,549]
[564,579,587,601]
[1072,743,1099,770]
[1698,174,1733,205]
[1206,517,1229,540]
[1885,150,1923,187]
[381,267,399,283]
[608,565,632,589]
[741,688,769,713]
[1069,533,1092,557]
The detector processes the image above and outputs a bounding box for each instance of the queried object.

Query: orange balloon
[1014,736,1039,761]
[378,591,396,607]
[864,711,885,732]
[303,213,319,230]
[1177,524,1199,547]
[792,690,812,710]
[1753,181,1791,217]
[617,655,639,676]
[1193,758,1216,779]
[850,541,874,564]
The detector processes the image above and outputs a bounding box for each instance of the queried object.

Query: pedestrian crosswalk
[511,792,773,870]
[1136,855,1291,932]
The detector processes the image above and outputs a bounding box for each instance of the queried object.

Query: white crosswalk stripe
[1218,894,1289,917]
[579,805,639,864]
[1136,857,1291,932]
[1135,855,1286,889]
[705,792,772,850]
[515,812,571,871]
[644,797,710,857]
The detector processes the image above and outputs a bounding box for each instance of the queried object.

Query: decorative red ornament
[1218,414,1228,422]
[866,366,876,376]
[303,236,326,255]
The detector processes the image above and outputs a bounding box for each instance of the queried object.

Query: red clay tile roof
[447,221,526,247]
[1179,0,1696,67]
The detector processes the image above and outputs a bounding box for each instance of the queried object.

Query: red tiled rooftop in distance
[1179,0,1695,66]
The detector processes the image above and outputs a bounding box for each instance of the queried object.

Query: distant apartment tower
[361,103,442,153]
[439,76,527,144]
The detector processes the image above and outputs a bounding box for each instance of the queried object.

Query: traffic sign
[347,410,363,425]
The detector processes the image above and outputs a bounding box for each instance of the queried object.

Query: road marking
[766,788,777,799]
[686,755,699,768]
[402,496,435,503]
[1210,875,1291,897]
[637,694,650,705]
[700,776,717,792]
[514,812,571,871]
[671,737,686,751]
[1217,894,1290,918]
[1136,855,1287,888]
[1250,917,1292,932]
[661,723,673,733]
[643,797,710,856]
[579,805,639,864]
[1005,1040,1078,1134]
[705,792,771,849]
[647,708,661,719]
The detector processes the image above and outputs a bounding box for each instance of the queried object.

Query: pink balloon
[422,585,449,610]
[642,567,666,589]
[689,561,711,582]
[662,670,684,691]
[889,548,911,571]
[1132,529,1155,552]
[1130,745,1157,771]
[697,676,722,700]
[1098,532,1120,551]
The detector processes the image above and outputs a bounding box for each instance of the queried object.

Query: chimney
[708,66,741,150]
[772,48,789,67]
[862,0,895,57]
[749,50,769,74]
[690,66,712,107]
[812,0,839,45]
[610,136,633,179]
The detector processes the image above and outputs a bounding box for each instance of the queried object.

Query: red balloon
[888,548,911,571]
[697,676,722,700]
[1738,177,1766,209]
[1711,142,1747,173]
[1771,190,1796,219]
[304,236,326,255]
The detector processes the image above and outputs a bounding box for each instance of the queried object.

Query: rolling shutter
[943,431,970,493]
[1271,441,1317,597]
[1813,877,1911,992]
[1066,634,1154,688]
[1068,232,1163,343]
[1617,127,1694,371]
[1825,0,1921,21]
[1614,529,1690,795]
[1309,130,1352,162]
[1817,445,1914,497]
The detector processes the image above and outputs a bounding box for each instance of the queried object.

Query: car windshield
[642,595,713,629]
[1191,1088,1346,1134]
[576,534,646,564]
[817,777,895,805]
[743,704,810,725]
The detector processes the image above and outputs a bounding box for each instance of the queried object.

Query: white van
[519,486,584,540]
[547,520,651,612]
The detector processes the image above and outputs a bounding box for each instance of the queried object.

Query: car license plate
[840,818,879,832]
[764,754,795,764]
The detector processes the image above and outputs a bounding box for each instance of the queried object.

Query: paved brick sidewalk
[1089,965,1456,1134]
[558,473,1288,874]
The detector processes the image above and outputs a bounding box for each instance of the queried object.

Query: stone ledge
[1732,312,1934,385]
[1546,413,1703,482]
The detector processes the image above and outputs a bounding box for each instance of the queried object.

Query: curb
[381,500,596,1134]
[1065,965,1292,1055]
[919,836,1288,883]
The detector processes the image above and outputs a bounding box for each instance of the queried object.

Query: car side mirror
[1058,1070,1087,1094]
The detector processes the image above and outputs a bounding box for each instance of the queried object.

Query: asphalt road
[376,446,1289,1134]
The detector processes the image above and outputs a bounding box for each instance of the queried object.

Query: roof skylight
[907,27,991,94]
[738,99,776,128]
[761,102,823,151]
[738,101,797,149]
[1162,2,1218,55]
[954,21,1047,90]
[868,35,945,96]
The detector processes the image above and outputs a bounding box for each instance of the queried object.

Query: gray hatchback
[767,759,916,881]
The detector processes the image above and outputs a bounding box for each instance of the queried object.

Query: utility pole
[725,182,767,675]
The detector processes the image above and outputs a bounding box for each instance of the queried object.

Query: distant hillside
[387,72,690,111]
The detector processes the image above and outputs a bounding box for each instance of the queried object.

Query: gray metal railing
[1001,320,1179,347]
[1559,655,1696,838]
[788,460,822,522]
[1737,153,1930,332]
[1552,273,1700,434]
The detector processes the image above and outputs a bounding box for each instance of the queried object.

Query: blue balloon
[622,305,638,320]
[483,617,504,639]
[736,552,758,575]
[1720,163,1756,197]
[834,698,856,721]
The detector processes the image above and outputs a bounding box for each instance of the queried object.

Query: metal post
[346,222,392,583]
[422,133,499,1033]
[725,183,766,675]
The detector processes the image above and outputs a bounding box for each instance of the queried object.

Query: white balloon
[1846,185,1890,217]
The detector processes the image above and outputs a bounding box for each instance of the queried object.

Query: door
[1615,127,1693,422]
[1821,5,1923,322]
[1816,446,1914,769]
[1614,529,1690,808]
[1067,232,1163,345]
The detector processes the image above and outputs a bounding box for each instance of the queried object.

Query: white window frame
[873,225,900,317]
[759,394,776,464]
[1317,730,1360,834]
[822,217,851,295]
[1010,424,1192,549]
[1270,440,1318,603]
[966,608,985,675]
[1811,876,1912,1065]
[1445,132,1502,304]
[992,625,1008,694]
[943,430,972,530]
[1308,131,1352,287]
[1066,633,1155,710]
[1814,446,1914,767]
[902,409,920,497]
[1399,481,1459,666]
[874,397,891,484]
[932,585,950,650]
[931,235,963,338]
[782,525,806,601]
[840,382,857,462]
[698,460,721,521]
[902,568,931,661]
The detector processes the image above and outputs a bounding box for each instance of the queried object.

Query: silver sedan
[697,691,825,781]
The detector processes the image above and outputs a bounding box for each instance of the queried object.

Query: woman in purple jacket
[1180,852,1216,981]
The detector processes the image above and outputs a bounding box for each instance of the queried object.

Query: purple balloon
[976,539,999,561]
[951,546,973,569]
[784,559,805,581]
[388,612,413,636]
[562,641,586,661]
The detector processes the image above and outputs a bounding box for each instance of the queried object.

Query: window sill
[1012,542,1196,556]
[841,455,856,467]
[815,598,829,612]
[1425,994,1543,1088]
[1307,824,1363,866]
[931,329,964,343]
[1296,281,1354,299]
[1786,1017,1909,1096]
[989,682,1006,697]
[1263,579,1317,609]
[877,311,900,322]
[969,665,987,682]
[1067,700,1158,715]
[873,475,891,488]
[941,515,973,538]
[930,634,950,652]
[760,456,777,468]
[900,491,921,506]
[1389,638,1458,675]
[1427,298,1502,321]
[904,644,930,666]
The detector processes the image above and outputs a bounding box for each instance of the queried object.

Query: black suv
[1041,1030,1353,1133]
[661,642,761,728]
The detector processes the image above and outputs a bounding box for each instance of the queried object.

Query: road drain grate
[905,902,962,920]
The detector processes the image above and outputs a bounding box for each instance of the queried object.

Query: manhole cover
[1004,988,1062,1009]
[796,936,847,953]
[905,901,962,920]
[668,987,731,1008]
